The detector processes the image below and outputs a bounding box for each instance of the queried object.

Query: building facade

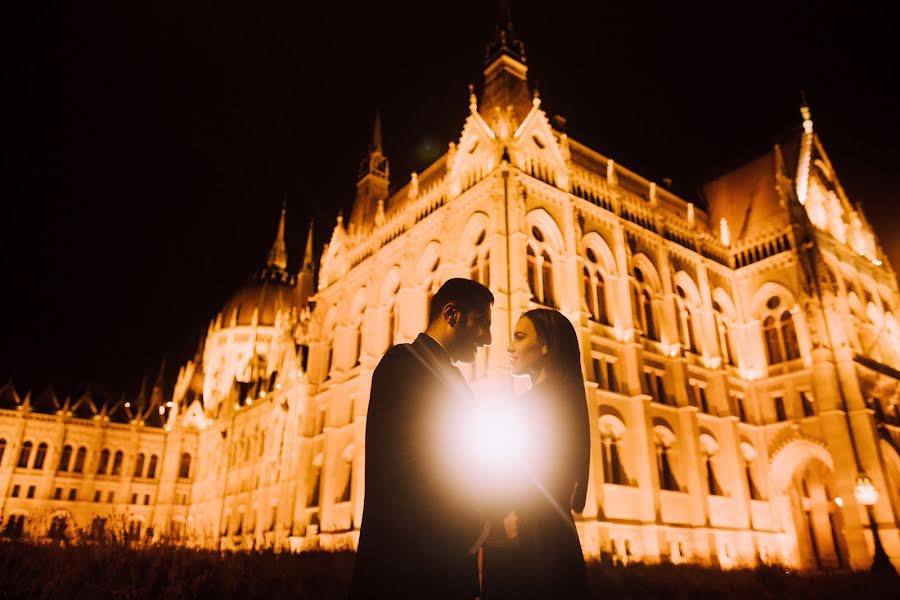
[3,14,900,571]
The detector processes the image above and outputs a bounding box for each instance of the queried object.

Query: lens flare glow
[464,400,528,471]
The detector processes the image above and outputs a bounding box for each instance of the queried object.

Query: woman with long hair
[481,308,591,599]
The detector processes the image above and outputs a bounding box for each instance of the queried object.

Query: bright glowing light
[464,400,527,471]
[854,475,878,506]
[166,401,173,408]
[873,259,883,266]
[246,398,253,406]
[159,406,165,415]
[275,384,282,390]
[720,218,731,247]
[260,391,267,398]
[834,496,844,507]
[124,402,131,408]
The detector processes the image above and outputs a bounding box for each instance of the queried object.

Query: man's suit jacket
[350,333,480,600]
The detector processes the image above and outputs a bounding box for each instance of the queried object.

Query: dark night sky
[3,1,899,400]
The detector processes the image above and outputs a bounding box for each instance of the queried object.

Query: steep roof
[701,132,801,243]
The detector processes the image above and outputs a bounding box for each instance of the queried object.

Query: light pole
[853,474,898,577]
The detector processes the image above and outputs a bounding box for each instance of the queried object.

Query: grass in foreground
[0,540,895,599]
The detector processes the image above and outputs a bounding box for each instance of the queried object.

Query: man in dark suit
[350,278,494,600]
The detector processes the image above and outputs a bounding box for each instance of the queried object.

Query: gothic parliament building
[2,14,899,572]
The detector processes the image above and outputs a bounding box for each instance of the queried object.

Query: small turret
[349,112,390,233]
[480,0,532,126]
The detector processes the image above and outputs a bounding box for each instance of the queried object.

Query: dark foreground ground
[0,540,896,599]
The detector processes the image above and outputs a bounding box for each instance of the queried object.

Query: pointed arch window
[781,311,800,360]
[656,443,680,491]
[583,267,592,313]
[57,445,72,472]
[762,298,801,365]
[73,447,86,473]
[111,451,123,476]
[179,453,192,479]
[133,453,145,477]
[527,246,538,299]
[17,441,32,468]
[33,443,48,470]
[147,455,158,479]
[763,316,782,364]
[97,449,110,475]
[541,252,556,307]
[602,435,629,485]
[712,301,734,365]
[703,452,724,496]
[469,229,491,287]
[642,291,657,341]
[583,267,609,324]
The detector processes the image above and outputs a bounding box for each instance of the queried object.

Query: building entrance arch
[770,440,847,569]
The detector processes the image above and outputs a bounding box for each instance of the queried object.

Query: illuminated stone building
[2,12,900,572]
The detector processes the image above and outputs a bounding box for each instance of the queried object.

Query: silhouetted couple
[350,278,590,600]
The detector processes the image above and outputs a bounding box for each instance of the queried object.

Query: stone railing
[347,175,449,270]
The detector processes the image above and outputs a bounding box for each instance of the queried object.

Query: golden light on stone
[853,476,878,507]
[1,9,898,575]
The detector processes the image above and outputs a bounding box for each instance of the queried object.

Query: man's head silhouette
[425,278,493,363]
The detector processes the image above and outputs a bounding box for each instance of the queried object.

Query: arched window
[740,443,763,500]
[595,273,608,325]
[642,290,657,341]
[582,267,592,313]
[656,443,679,491]
[712,301,735,365]
[781,311,800,360]
[97,449,110,475]
[527,224,557,307]
[469,250,490,286]
[73,447,87,473]
[541,252,555,307]
[601,433,628,485]
[17,441,32,468]
[762,297,802,365]
[179,453,192,479]
[527,246,538,300]
[763,316,782,364]
[308,453,323,508]
[57,445,72,471]
[0,439,6,466]
[583,267,609,325]
[699,435,724,496]
[675,285,700,354]
[33,443,48,470]
[654,428,680,492]
[111,451,123,476]
[683,308,697,353]
[147,455,158,479]
[133,453,145,477]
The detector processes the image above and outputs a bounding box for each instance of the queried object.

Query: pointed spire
[267,198,288,271]
[302,220,314,272]
[485,0,526,66]
[371,110,383,155]
[800,90,813,133]
[154,356,167,389]
[796,91,814,205]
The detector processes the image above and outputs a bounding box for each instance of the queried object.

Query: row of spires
[264,198,315,276]
[0,359,171,427]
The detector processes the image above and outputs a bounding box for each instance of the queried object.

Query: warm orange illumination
[854,475,878,506]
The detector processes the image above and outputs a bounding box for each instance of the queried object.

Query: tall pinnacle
[267,200,288,270]
[371,110,383,155]
[302,220,314,272]
[485,0,526,67]
[480,0,531,125]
